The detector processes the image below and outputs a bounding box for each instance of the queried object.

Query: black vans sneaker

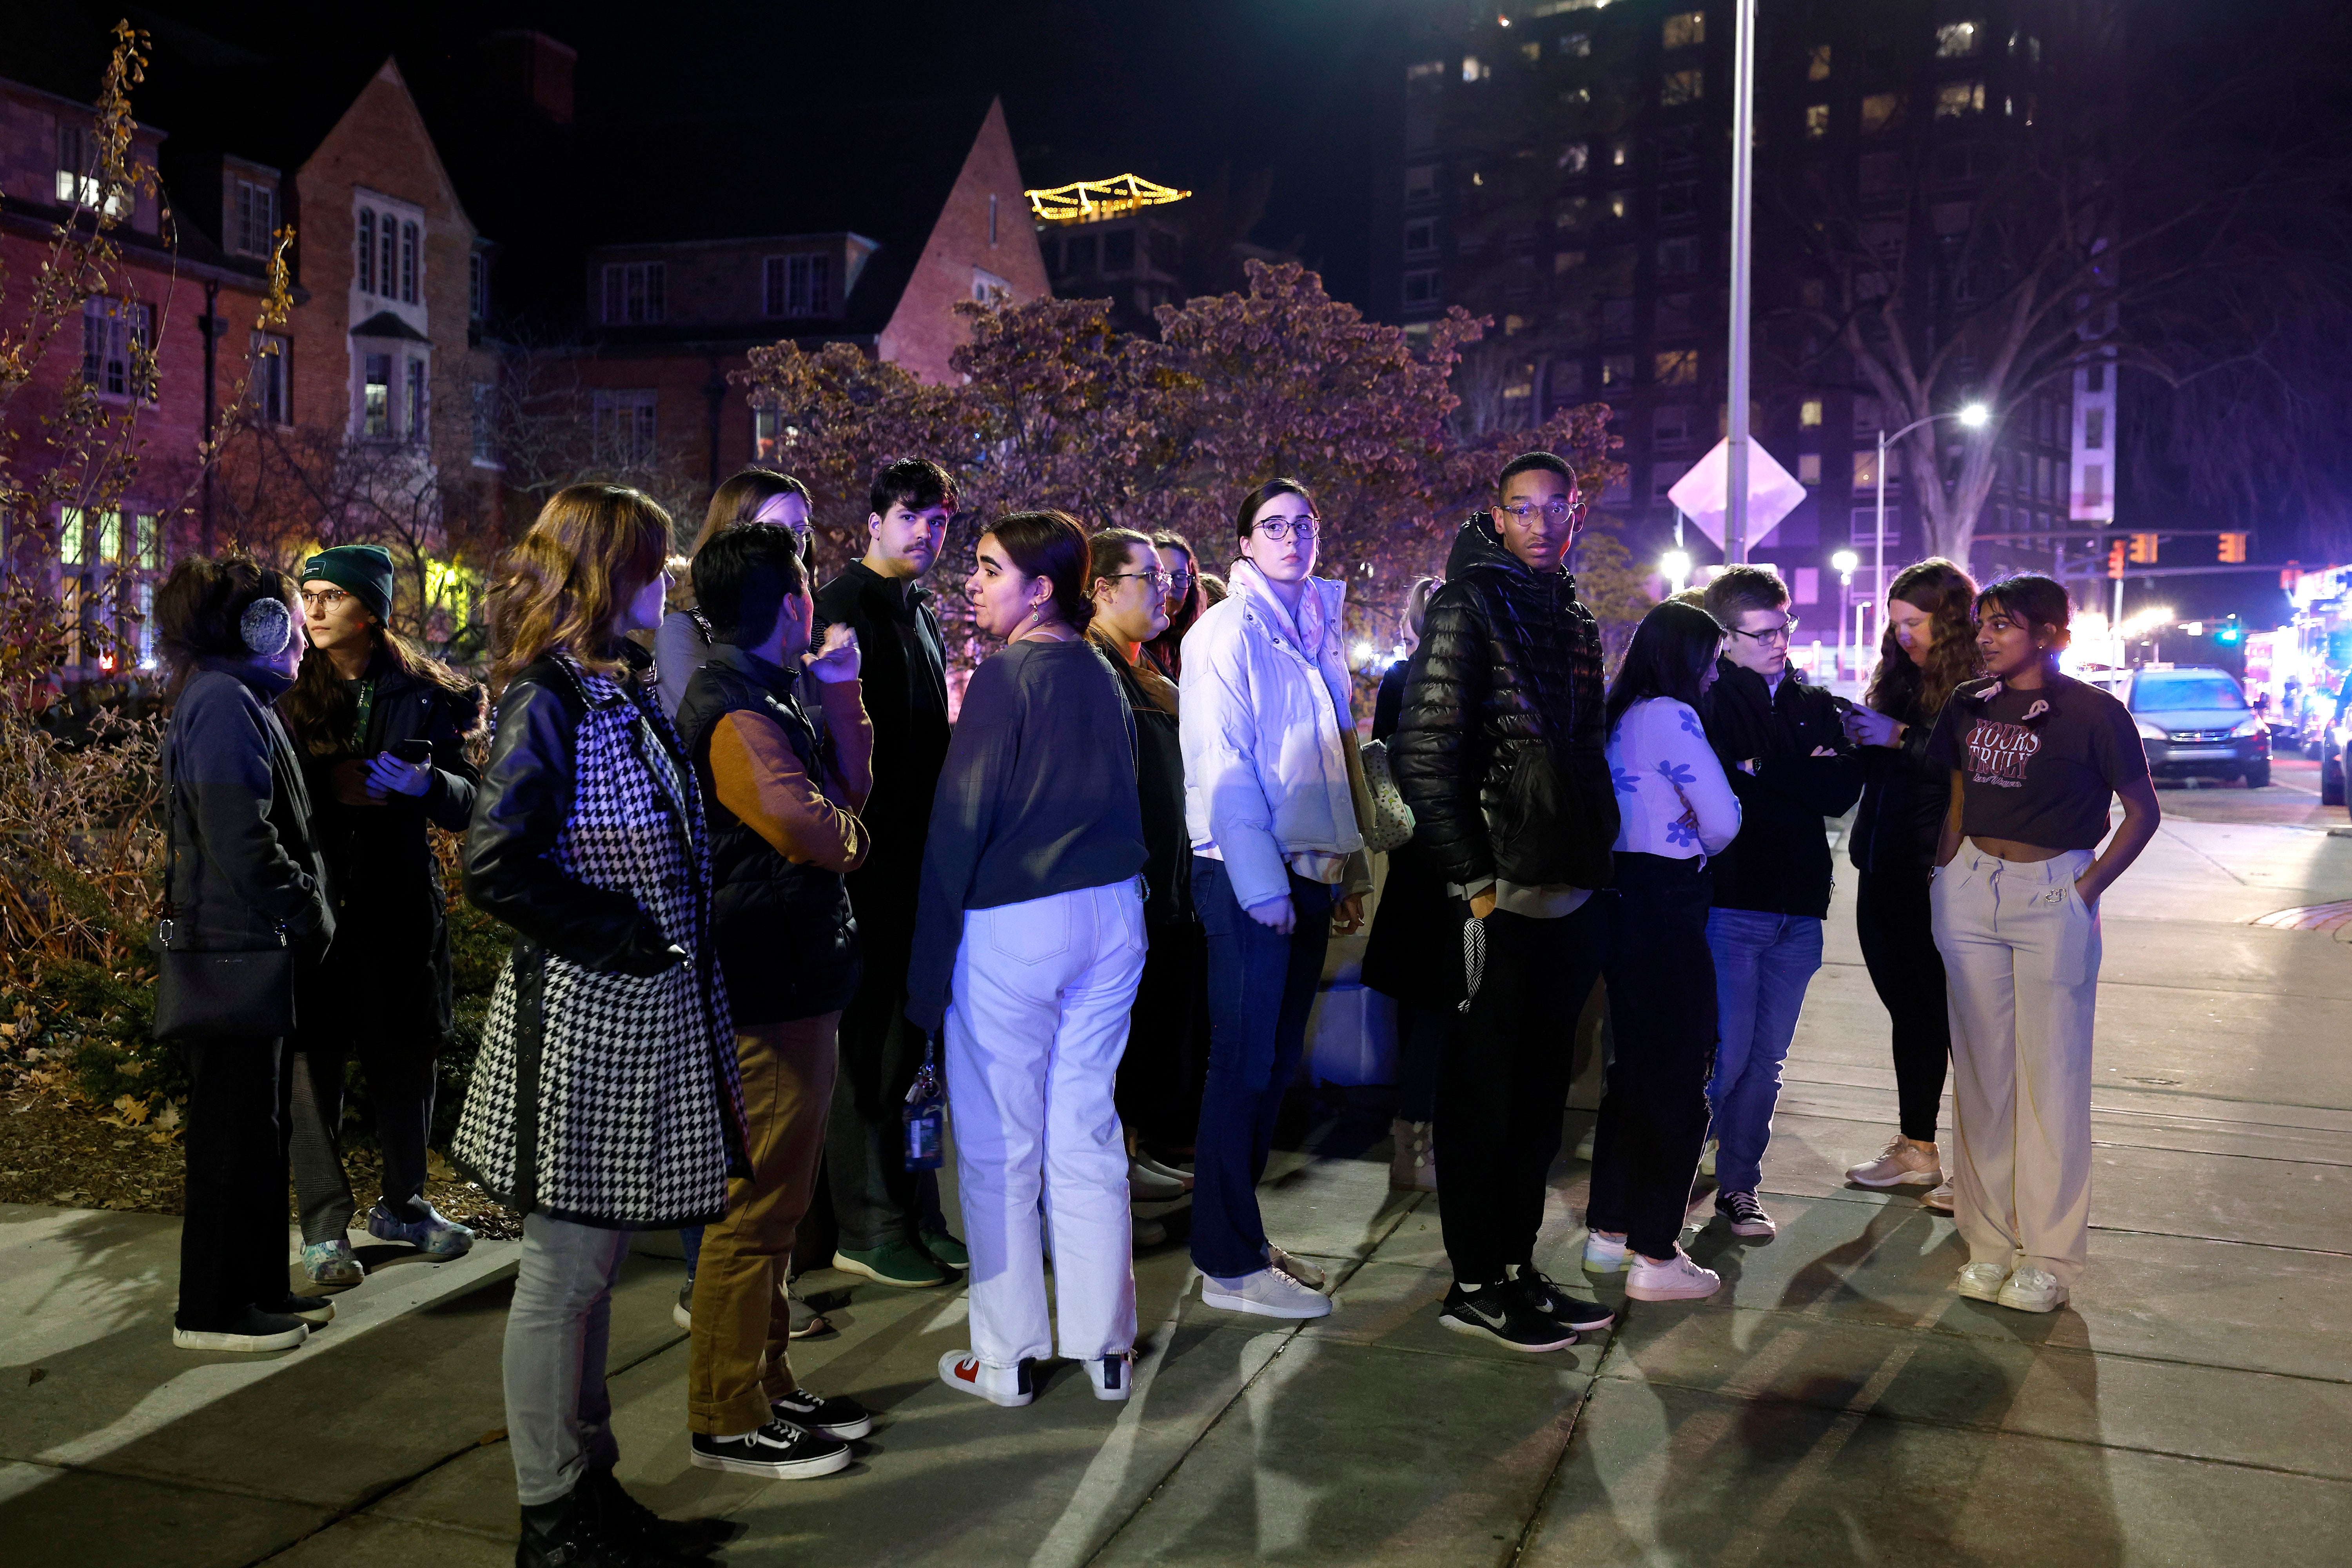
[1437,1281,1580,1352]
[689,1419,851,1480]
[1507,1268,1617,1334]
[769,1387,874,1441]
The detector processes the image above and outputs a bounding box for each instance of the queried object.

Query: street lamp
[1831,548,1859,681]
[1874,401,1991,644]
[1661,549,1693,596]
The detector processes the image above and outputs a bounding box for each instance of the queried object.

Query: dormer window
[231,177,276,257]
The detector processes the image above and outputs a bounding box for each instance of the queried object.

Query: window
[1651,468,1681,501]
[1861,93,1903,134]
[1404,220,1437,256]
[2082,465,2105,509]
[1797,452,1822,485]
[1854,449,1901,489]
[2038,396,2056,442]
[1657,292,1694,336]
[1653,405,1694,450]
[1658,236,1699,274]
[1559,141,1589,175]
[1601,354,1634,387]
[592,389,659,466]
[357,208,376,294]
[134,513,158,569]
[1606,192,1629,221]
[363,353,392,439]
[1808,44,1832,81]
[381,222,398,307]
[1520,40,1542,63]
[1936,21,1982,57]
[1462,56,1490,83]
[2087,363,2106,393]
[1104,230,1136,272]
[401,221,419,303]
[1503,360,1535,401]
[1602,299,1635,340]
[1662,11,1704,49]
[1660,127,1699,170]
[1800,398,1824,428]
[97,510,122,566]
[82,299,153,400]
[2035,455,2053,498]
[1406,59,1445,82]
[753,406,796,464]
[1405,165,1437,202]
[472,383,499,465]
[1561,31,1592,58]
[1859,152,1905,199]
[988,193,999,247]
[1853,396,1882,437]
[1607,137,1633,169]
[1403,270,1439,307]
[1555,197,1590,231]
[1550,359,1584,399]
[1658,181,1698,221]
[1655,350,1698,385]
[251,331,289,425]
[231,178,275,257]
[1936,81,1987,118]
[55,122,94,205]
[973,268,1011,305]
[764,253,833,317]
[406,359,428,445]
[1804,104,1831,140]
[602,261,666,324]
[1661,69,1704,106]
[1851,506,1889,543]
[1553,249,1585,275]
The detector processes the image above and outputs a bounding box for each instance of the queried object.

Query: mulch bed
[0,1089,522,1238]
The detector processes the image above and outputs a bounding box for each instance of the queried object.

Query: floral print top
[1604,695,1741,861]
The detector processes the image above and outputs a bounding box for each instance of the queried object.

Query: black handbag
[151,736,299,1043]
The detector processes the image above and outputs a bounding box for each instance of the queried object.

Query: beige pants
[1930,840,2100,1288]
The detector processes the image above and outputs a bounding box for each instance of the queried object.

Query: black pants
[825,891,943,1252]
[1857,865,1951,1143]
[1589,854,1718,1260]
[178,1036,291,1330]
[1114,918,1205,1151]
[287,1030,437,1242]
[1436,897,1610,1283]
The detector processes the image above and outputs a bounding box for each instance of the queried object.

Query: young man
[1391,451,1622,1352]
[675,524,876,1481]
[814,458,966,1288]
[1697,566,1864,1239]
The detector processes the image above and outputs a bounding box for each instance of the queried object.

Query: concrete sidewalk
[4,814,2348,1566]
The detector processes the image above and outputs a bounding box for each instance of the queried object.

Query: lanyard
[350,677,376,753]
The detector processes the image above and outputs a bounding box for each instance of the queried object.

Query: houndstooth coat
[454,649,747,1229]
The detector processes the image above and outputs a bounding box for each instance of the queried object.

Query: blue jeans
[1704,908,1824,1195]
[1189,856,1334,1279]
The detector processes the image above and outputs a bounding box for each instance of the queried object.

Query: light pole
[1661,549,1693,597]
[1725,0,1757,564]
[1875,402,1990,647]
[1831,548,1859,681]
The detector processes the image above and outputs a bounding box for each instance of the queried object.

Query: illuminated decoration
[1026,174,1192,226]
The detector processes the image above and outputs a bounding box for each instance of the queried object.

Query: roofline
[0,74,169,143]
[585,231,884,257]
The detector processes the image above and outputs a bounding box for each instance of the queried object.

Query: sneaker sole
[1581,1254,1632,1274]
[1996,1288,2068,1314]
[690,1446,853,1479]
[282,1300,336,1326]
[1846,1168,1944,1189]
[1437,1312,1578,1352]
[1954,1276,2007,1303]
[1198,1286,1333,1319]
[1722,1220,1777,1239]
[1922,1197,1956,1215]
[936,1374,1034,1408]
[172,1325,307,1353]
[831,1252,947,1289]
[1623,1276,1720,1302]
[672,1303,693,1331]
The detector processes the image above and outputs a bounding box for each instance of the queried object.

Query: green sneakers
[832,1238,950,1288]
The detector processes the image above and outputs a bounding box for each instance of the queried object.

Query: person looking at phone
[278,544,486,1284]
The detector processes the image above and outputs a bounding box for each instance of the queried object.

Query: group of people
[148,443,2156,1566]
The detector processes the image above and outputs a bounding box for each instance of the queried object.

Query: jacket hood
[1227,557,1348,650]
[1446,512,1577,592]
[194,655,296,702]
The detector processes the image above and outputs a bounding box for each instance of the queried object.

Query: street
[4,792,2348,1568]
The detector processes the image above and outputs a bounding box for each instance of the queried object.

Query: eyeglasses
[1249,515,1320,543]
[1165,571,1194,595]
[1499,498,1589,524]
[1729,617,1799,645]
[299,587,350,612]
[1105,570,1173,590]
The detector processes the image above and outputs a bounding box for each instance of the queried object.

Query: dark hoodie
[1699,659,1864,920]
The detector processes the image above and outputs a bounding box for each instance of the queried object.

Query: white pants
[1930,840,2101,1287]
[944,880,1147,1368]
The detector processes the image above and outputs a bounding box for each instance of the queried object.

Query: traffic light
[2127,532,2159,564]
[2283,561,2302,593]
[2218,532,2248,563]
[2216,619,2242,644]
[2107,541,2125,580]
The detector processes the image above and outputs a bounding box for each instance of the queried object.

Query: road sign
[1667,437,1806,552]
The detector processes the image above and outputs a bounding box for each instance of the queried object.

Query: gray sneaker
[1268,1246,1327,1290]
[300,1239,364,1287]
[1200,1266,1332,1319]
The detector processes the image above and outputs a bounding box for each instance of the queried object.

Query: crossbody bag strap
[157,729,184,948]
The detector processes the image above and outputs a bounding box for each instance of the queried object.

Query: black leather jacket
[1391,512,1617,892]
[1849,688,1953,875]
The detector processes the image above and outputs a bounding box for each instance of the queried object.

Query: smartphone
[389,739,432,764]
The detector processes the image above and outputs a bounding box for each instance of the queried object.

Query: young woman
[1142,529,1202,681]
[154,555,336,1354]
[1584,600,1740,1303]
[1085,528,1199,1225]
[279,544,484,1286]
[1840,559,1978,1210]
[1928,574,2159,1315]
[1179,478,1370,1321]
[456,483,748,1564]
[907,511,1148,1408]
[1361,575,1449,1192]
[656,468,814,718]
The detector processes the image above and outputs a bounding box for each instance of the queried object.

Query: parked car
[2120,666,2271,788]
[2319,694,2350,807]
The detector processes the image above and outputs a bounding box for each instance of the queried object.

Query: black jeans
[1436,898,1610,1283]
[178,1036,291,1330]
[825,893,944,1252]
[1589,854,1718,1260]
[1857,864,1951,1143]
[287,1031,437,1241]
[1115,918,1206,1151]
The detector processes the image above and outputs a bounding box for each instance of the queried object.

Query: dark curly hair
[154,553,298,700]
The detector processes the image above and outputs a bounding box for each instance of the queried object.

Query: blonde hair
[486,483,672,694]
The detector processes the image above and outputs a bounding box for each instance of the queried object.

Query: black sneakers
[770,1387,874,1441]
[1437,1281,1581,1352]
[1507,1268,1617,1334]
[582,1465,738,1557]
[1715,1189,1777,1239]
[689,1418,851,1480]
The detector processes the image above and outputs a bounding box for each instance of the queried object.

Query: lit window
[1521,41,1542,62]
[1655,350,1699,386]
[1804,104,1831,140]
[1797,452,1822,485]
[1662,11,1704,49]
[1853,450,1884,489]
[250,331,289,425]
[1861,93,1902,134]
[1800,399,1823,428]
[1403,270,1439,307]
[56,123,94,205]
[134,513,158,569]
[1406,60,1445,82]
[363,352,392,439]
[592,389,659,466]
[1935,81,1986,118]
[1661,70,1704,107]
[357,209,376,294]
[1607,192,1628,220]
[1608,137,1632,168]
[602,261,666,324]
[59,507,87,566]
[1808,45,1832,81]
[231,178,275,258]
[401,221,419,303]
[973,268,1011,305]
[82,299,154,401]
[764,254,834,316]
[1936,21,1981,58]
[1556,197,1590,230]
[1504,360,1535,399]
[1563,31,1592,59]
[1601,354,1634,387]
[1553,249,1585,275]
[753,406,795,464]
[1462,55,1490,83]
[98,511,122,563]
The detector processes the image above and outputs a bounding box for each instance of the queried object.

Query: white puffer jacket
[1179,559,1367,911]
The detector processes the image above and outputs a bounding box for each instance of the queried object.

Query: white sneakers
[1922,1180,1956,1214]
[1082,1353,1133,1402]
[1953,1261,2070,1313]
[1846,1135,1944,1189]
[1581,1231,1632,1274]
[937,1350,1036,1407]
[1268,1247,1327,1291]
[1199,1266,1333,1319]
[1624,1245,1722,1302]
[1390,1118,1438,1191]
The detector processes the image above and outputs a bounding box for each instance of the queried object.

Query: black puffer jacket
[1391,513,1618,892]
[1849,689,1953,875]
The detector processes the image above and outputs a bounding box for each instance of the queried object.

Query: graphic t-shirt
[1927,674,2148,851]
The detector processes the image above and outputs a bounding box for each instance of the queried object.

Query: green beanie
[301,544,395,624]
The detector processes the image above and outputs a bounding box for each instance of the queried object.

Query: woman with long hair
[1085,528,1200,1225]
[1141,529,1203,681]
[656,467,815,718]
[1927,574,2158,1314]
[153,554,336,1354]
[908,511,1148,1407]
[278,544,484,1287]
[1840,558,1979,1210]
[455,483,753,1564]
[1584,600,1740,1303]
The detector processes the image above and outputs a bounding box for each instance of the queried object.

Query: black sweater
[1699,661,1864,919]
